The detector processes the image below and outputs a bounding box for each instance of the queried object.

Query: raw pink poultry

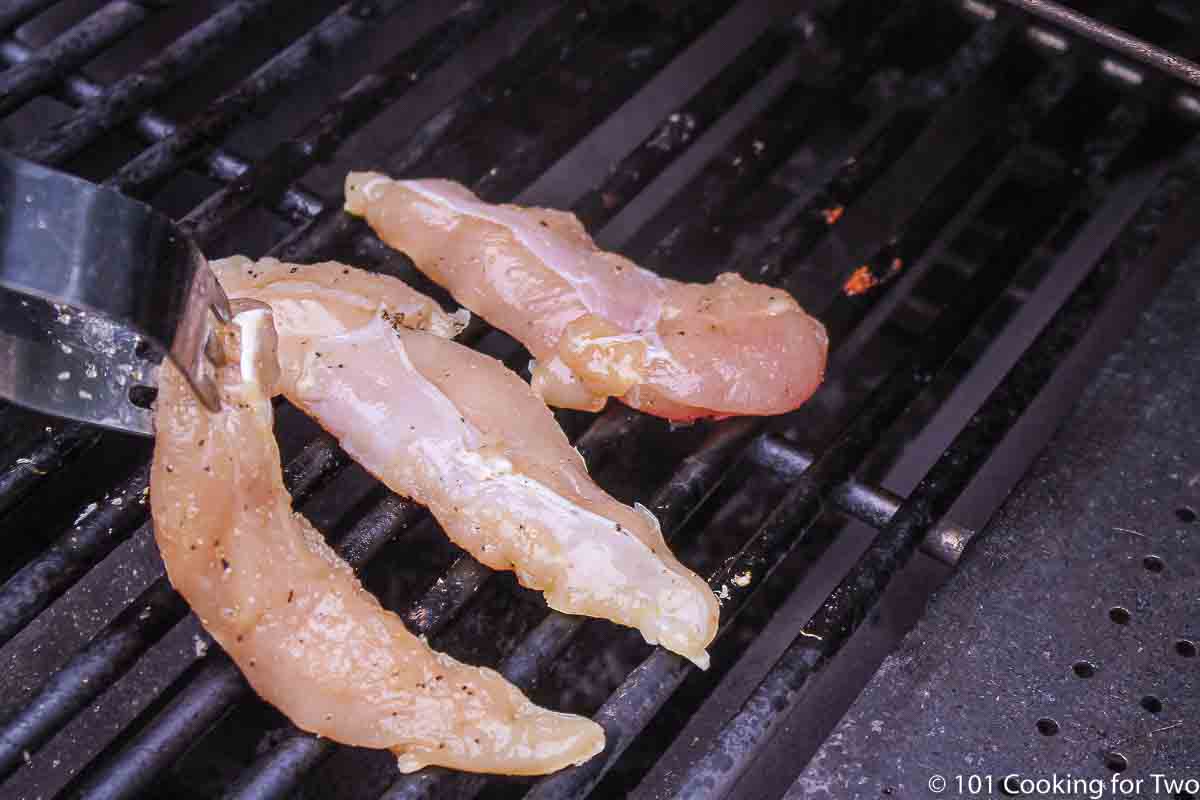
[151,300,604,775]
[214,256,720,669]
[344,173,829,421]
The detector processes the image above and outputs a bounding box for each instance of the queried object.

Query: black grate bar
[0,423,101,519]
[1002,0,1200,84]
[228,110,971,788]
[524,146,1080,800]
[0,15,993,796]
[0,0,545,574]
[252,0,628,264]
[66,492,424,800]
[958,0,1200,120]
[15,0,281,167]
[549,79,1161,800]
[0,462,150,649]
[0,33,328,221]
[0,4,1104,796]
[0,426,345,652]
[378,420,767,800]
[610,5,935,264]
[220,525,486,800]
[379,101,1075,791]
[670,143,1200,800]
[0,0,58,34]
[745,435,973,565]
[67,651,249,800]
[516,0,809,213]
[104,0,417,197]
[878,105,1157,488]
[569,29,793,231]
[0,0,147,118]
[403,0,745,203]
[0,432,349,780]
[779,32,1029,294]
[381,36,1074,799]
[180,0,547,242]
[0,576,186,780]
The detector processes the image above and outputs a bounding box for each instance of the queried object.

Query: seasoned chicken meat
[344,173,828,420]
[214,257,720,668]
[151,301,604,775]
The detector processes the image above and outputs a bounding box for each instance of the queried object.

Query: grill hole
[1104,752,1128,772]
[1109,606,1131,625]
[129,385,158,410]
[1140,695,1163,714]
[1035,718,1059,736]
[1176,639,1197,658]
[1072,661,1097,678]
[1176,506,1196,523]
[1144,555,1166,573]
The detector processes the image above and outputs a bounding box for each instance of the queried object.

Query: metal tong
[0,152,231,437]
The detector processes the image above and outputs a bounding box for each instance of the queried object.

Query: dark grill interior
[1,1,1199,798]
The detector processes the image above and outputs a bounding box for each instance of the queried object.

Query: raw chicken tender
[344,172,828,420]
[213,257,720,668]
[151,301,603,774]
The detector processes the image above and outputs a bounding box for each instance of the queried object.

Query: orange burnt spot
[843,266,878,296]
[822,206,844,225]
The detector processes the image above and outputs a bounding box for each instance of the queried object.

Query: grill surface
[0,1,1199,799]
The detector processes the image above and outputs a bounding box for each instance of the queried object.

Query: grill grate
[0,1,1198,799]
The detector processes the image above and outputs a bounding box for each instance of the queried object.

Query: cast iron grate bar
[0,32,326,216]
[0,0,676,513]
[181,0,574,242]
[0,0,570,547]
[77,14,844,796]
[103,0,417,197]
[4,4,801,796]
[2,4,1012,796]
[25,4,955,796]
[15,0,283,167]
[0,423,103,520]
[0,2,1193,799]
[0,0,59,34]
[0,0,148,118]
[0,432,351,782]
[0,0,733,649]
[958,0,1200,119]
[384,48,1106,800]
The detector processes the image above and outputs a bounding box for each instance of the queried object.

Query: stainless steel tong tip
[0,152,231,436]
